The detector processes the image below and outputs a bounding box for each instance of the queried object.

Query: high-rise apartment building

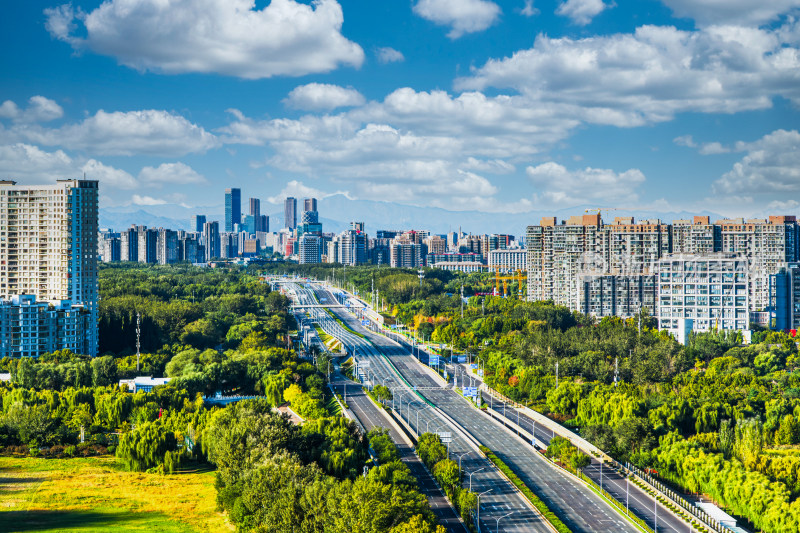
[156,228,179,265]
[425,235,448,256]
[137,228,158,264]
[202,221,220,260]
[656,254,750,334]
[331,229,368,265]
[527,213,800,333]
[298,234,323,264]
[717,216,799,310]
[99,231,121,262]
[120,226,138,261]
[225,188,241,232]
[672,217,720,254]
[284,197,297,230]
[0,179,99,356]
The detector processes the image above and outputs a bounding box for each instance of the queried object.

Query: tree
[2,402,57,446]
[116,421,177,472]
[91,356,117,387]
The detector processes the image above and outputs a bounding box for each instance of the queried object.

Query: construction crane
[584,208,618,215]
[493,267,526,299]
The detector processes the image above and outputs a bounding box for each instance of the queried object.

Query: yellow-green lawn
[0,455,232,533]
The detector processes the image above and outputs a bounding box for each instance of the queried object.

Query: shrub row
[479,445,572,533]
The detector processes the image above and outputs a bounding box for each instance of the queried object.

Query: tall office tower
[225,188,241,232]
[0,179,99,356]
[248,198,266,232]
[202,221,220,261]
[284,197,297,230]
[301,209,319,224]
[192,214,207,233]
[137,227,158,264]
[304,197,317,213]
[351,221,364,232]
[260,215,269,233]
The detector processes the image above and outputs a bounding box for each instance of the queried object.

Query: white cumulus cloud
[456,24,800,125]
[712,129,800,194]
[661,0,800,27]
[132,194,168,206]
[284,83,366,111]
[44,0,365,79]
[1,108,218,156]
[520,0,539,17]
[0,96,63,123]
[0,143,137,189]
[526,162,645,205]
[376,47,405,64]
[413,0,501,39]
[139,162,207,187]
[556,0,611,25]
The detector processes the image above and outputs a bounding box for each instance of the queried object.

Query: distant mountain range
[100,194,724,237]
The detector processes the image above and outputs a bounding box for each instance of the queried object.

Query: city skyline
[1,1,799,219]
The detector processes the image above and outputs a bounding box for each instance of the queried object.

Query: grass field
[0,455,231,533]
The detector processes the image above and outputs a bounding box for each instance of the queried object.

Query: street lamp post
[495,511,515,533]
[477,489,492,529]
[467,466,485,491]
[455,451,472,475]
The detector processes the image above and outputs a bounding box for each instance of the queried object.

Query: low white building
[119,376,171,393]
[432,261,486,273]
[488,248,527,272]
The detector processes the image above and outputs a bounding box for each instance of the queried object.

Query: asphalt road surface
[287,281,550,533]
[329,371,469,533]
[288,281,639,533]
[476,387,689,533]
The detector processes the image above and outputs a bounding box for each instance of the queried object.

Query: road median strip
[479,446,570,533]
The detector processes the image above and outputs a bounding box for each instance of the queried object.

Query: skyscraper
[0,178,99,356]
[284,197,297,230]
[249,198,260,218]
[192,214,206,233]
[225,188,241,232]
[301,197,319,224]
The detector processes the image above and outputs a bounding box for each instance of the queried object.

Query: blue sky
[1,0,799,220]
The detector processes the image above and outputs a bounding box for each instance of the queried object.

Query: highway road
[287,281,550,533]
[475,387,689,533]
[289,280,640,533]
[329,371,469,533]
